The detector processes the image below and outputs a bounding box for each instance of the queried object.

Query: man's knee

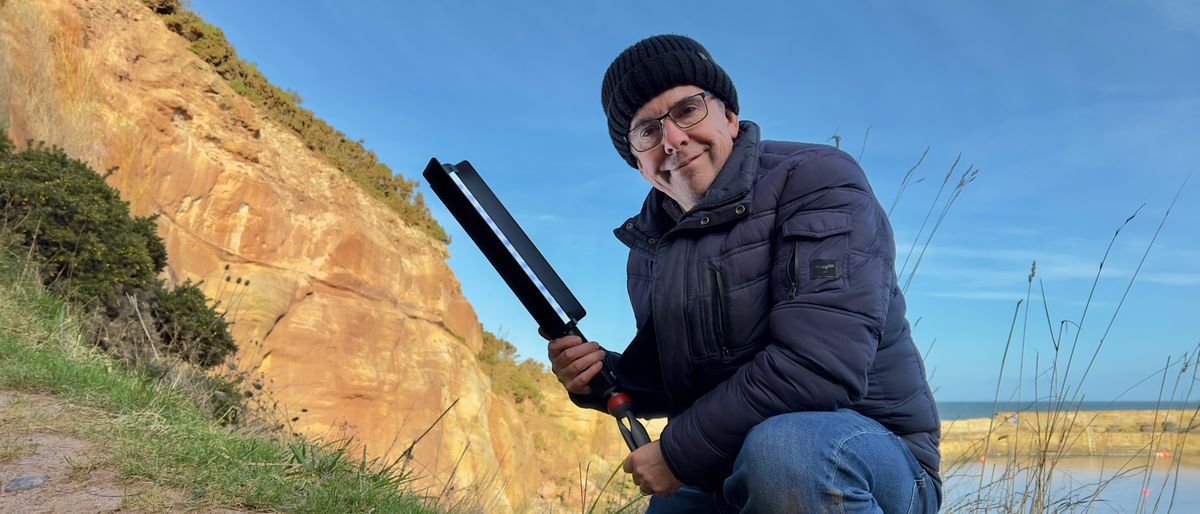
[727,411,864,511]
[736,410,883,479]
[727,410,924,512]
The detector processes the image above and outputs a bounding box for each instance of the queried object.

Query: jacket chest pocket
[782,210,853,297]
[692,243,772,365]
[708,267,732,362]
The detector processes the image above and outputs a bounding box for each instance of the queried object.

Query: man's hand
[623,440,683,497]
[546,334,605,395]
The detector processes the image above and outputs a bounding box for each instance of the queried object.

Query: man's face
[630,85,739,212]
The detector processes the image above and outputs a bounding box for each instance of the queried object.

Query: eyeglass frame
[625,91,715,153]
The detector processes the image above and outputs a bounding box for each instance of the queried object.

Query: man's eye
[673,101,703,120]
[638,124,661,140]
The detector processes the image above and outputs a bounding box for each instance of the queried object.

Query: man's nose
[660,120,689,154]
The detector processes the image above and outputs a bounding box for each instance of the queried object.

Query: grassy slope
[0,249,437,513]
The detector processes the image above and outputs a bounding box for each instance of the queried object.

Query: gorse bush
[0,141,158,303]
[133,214,169,274]
[154,279,236,368]
[0,134,235,369]
[140,0,448,244]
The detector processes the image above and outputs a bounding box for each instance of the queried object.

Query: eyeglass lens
[629,93,709,152]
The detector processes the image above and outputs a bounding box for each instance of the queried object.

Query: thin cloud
[920,245,1083,264]
[906,247,1098,287]
[923,290,1025,301]
[908,243,1195,288]
[1140,272,1200,286]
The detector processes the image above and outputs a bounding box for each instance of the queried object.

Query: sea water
[941,456,1200,512]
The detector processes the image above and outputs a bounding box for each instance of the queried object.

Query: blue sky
[191,1,1198,401]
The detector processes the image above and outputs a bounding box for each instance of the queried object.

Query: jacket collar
[614,121,761,257]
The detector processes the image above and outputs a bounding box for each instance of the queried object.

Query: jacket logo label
[811,260,838,279]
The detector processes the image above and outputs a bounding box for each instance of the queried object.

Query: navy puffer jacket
[573,121,940,490]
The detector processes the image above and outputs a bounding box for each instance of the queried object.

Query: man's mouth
[664,152,703,173]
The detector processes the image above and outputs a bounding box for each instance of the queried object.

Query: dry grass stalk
[942,179,1191,513]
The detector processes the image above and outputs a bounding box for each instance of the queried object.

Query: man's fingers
[546,335,583,358]
[549,342,601,375]
[560,347,603,376]
[559,358,601,390]
[546,336,605,395]
[557,341,601,364]
[566,361,603,392]
[561,357,602,384]
[622,453,635,473]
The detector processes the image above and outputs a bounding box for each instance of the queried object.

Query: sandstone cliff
[0,1,653,510]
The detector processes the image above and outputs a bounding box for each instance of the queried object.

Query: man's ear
[726,108,740,139]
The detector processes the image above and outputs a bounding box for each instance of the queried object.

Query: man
[547,34,941,513]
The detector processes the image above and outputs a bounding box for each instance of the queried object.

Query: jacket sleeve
[569,342,674,420]
[659,151,895,490]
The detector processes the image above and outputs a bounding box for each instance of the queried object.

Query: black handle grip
[607,392,650,451]
[628,411,651,447]
[551,326,644,450]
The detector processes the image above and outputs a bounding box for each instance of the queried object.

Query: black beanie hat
[601,34,739,168]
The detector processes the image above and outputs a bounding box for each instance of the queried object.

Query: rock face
[0,0,650,510]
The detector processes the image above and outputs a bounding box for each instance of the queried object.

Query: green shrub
[0,133,236,370]
[141,0,448,244]
[477,329,518,370]
[478,329,546,407]
[0,141,158,302]
[152,279,236,368]
[132,214,169,273]
[511,359,547,405]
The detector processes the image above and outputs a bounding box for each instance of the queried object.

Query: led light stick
[423,158,649,451]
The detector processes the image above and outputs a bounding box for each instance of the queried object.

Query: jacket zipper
[786,242,799,299]
[710,269,731,362]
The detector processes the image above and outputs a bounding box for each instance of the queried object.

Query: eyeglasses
[626,92,713,152]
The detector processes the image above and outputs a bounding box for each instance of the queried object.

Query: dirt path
[0,390,241,513]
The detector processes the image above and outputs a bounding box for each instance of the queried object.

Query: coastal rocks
[940,409,1200,463]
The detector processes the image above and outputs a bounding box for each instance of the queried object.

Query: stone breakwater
[939,409,1200,468]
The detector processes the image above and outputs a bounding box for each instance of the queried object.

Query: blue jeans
[647,409,940,513]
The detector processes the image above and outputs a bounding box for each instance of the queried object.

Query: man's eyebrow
[629,112,659,128]
[629,95,691,129]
